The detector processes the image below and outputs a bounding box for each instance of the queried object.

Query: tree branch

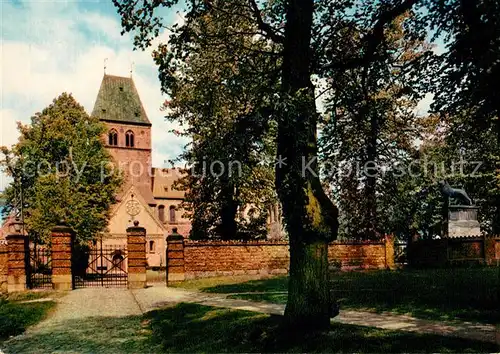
[321,0,420,71]
[248,0,285,44]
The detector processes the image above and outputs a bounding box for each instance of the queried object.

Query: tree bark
[364,111,378,239]
[278,0,339,330]
[220,181,238,240]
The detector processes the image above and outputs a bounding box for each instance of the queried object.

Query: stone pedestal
[166,234,185,285]
[447,205,481,238]
[127,222,147,289]
[6,233,28,293]
[51,224,75,291]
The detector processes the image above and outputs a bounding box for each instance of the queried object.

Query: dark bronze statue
[438,180,473,206]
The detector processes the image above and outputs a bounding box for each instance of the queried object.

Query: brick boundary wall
[167,236,395,281]
[408,235,500,267]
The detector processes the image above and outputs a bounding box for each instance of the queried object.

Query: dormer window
[125,130,135,147]
[108,129,118,146]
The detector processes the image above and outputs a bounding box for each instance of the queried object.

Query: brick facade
[51,225,74,290]
[166,237,396,281]
[127,223,147,288]
[6,233,29,292]
[103,122,152,189]
[0,241,7,292]
[408,235,500,267]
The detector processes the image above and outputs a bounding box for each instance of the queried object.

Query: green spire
[92,74,151,126]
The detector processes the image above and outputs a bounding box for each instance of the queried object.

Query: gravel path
[3,289,148,354]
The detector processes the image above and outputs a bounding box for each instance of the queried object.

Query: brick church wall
[168,237,395,280]
[103,122,152,187]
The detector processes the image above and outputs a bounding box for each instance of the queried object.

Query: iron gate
[28,244,52,289]
[73,241,128,288]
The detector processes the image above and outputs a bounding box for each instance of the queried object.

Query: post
[384,234,395,270]
[127,221,147,289]
[166,229,185,285]
[6,218,28,293]
[51,222,74,291]
[0,240,8,292]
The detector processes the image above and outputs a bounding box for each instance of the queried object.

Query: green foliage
[424,0,500,233]
[319,12,432,239]
[0,295,56,341]
[154,2,279,240]
[0,93,122,244]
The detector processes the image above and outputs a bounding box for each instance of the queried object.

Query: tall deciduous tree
[319,12,432,239]
[0,93,122,244]
[114,0,424,329]
[425,0,500,233]
[157,3,279,240]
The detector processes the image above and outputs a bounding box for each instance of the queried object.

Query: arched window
[125,130,135,147]
[158,205,165,223]
[149,240,155,253]
[108,129,118,146]
[169,205,176,223]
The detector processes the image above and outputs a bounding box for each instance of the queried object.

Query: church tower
[92,74,155,205]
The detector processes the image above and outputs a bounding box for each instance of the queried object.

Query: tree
[114,0,425,329]
[319,12,432,239]
[424,0,500,233]
[158,4,279,240]
[0,93,122,244]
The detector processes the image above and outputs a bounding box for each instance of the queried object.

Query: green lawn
[147,303,497,352]
[5,302,495,353]
[176,268,499,324]
[0,291,57,342]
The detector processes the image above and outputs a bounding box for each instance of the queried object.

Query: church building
[91,74,191,268]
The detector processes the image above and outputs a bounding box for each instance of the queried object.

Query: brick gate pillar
[0,241,8,292]
[166,231,185,285]
[127,221,147,289]
[51,222,75,291]
[6,218,28,293]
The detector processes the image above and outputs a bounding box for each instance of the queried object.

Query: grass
[176,268,500,324]
[4,302,495,353]
[146,303,498,352]
[0,291,58,342]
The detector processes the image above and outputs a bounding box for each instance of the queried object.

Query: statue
[438,180,473,206]
[438,180,480,237]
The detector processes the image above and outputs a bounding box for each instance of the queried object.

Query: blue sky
[0,1,436,192]
[0,0,187,191]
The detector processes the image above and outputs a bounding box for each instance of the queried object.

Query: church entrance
[73,240,128,288]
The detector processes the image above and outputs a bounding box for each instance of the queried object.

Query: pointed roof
[92,74,151,126]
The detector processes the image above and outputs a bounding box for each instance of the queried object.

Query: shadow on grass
[2,313,160,353]
[199,268,499,324]
[3,303,496,353]
[148,303,496,353]
[0,299,56,342]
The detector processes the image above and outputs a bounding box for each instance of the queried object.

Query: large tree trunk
[278,0,339,330]
[364,111,378,239]
[219,181,238,240]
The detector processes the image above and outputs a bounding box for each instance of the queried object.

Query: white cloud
[0,2,186,191]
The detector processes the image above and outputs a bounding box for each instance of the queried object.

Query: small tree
[0,93,122,244]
